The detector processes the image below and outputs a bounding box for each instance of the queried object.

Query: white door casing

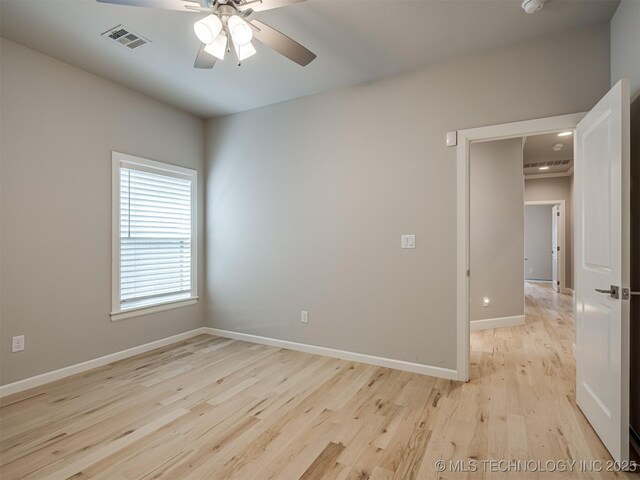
[575,79,630,463]
[458,113,586,383]
[552,205,559,292]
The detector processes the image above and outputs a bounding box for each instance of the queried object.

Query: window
[111,152,197,321]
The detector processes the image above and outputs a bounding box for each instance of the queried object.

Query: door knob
[595,285,620,299]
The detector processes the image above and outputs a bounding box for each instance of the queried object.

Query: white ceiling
[523,131,574,175]
[0,0,619,118]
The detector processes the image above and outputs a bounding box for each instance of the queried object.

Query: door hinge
[467,269,470,277]
[557,212,560,216]
[557,246,560,251]
[557,281,560,286]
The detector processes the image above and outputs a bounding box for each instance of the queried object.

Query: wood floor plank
[23,408,189,480]
[299,441,346,480]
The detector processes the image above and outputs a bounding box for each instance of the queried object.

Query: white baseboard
[0,327,207,398]
[1,325,461,398]
[470,315,525,332]
[204,327,459,381]
[564,288,575,296]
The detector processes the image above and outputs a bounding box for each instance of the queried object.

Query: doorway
[468,134,573,335]
[455,112,584,383]
[457,79,631,465]
[524,200,566,293]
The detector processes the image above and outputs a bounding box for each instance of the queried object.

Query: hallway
[469,281,625,476]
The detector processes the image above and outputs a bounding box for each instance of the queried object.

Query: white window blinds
[115,156,196,313]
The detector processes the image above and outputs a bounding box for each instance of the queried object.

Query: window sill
[110,297,198,322]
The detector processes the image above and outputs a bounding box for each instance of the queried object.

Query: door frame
[524,200,566,292]
[456,112,585,381]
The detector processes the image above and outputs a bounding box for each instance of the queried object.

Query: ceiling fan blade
[241,0,304,12]
[194,44,216,69]
[96,0,201,12]
[250,20,316,66]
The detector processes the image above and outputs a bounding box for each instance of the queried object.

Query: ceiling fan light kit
[97,0,317,69]
[227,15,253,45]
[204,31,228,60]
[194,14,223,44]
[233,41,257,63]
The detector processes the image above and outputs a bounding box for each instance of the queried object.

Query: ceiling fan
[96,0,316,68]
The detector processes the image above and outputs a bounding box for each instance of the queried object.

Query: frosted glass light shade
[204,33,227,60]
[194,15,223,45]
[228,15,253,46]
[233,41,256,61]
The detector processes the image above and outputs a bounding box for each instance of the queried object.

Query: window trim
[110,152,198,322]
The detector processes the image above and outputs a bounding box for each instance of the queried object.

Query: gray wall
[525,205,553,281]
[524,176,574,290]
[611,0,640,101]
[205,25,610,370]
[470,139,524,322]
[0,39,206,385]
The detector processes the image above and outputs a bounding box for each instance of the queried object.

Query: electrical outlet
[482,297,490,307]
[12,335,25,352]
[301,311,309,324]
[401,235,416,249]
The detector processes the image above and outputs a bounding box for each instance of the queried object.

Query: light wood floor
[0,282,634,479]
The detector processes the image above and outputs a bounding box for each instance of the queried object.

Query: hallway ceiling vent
[524,159,572,169]
[101,25,151,50]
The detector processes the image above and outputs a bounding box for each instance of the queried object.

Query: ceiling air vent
[523,159,572,169]
[102,25,151,49]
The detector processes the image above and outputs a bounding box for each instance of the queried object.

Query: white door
[551,205,559,292]
[575,79,630,463]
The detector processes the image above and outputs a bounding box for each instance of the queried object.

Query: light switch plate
[446,131,457,147]
[301,311,309,324]
[401,235,416,249]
